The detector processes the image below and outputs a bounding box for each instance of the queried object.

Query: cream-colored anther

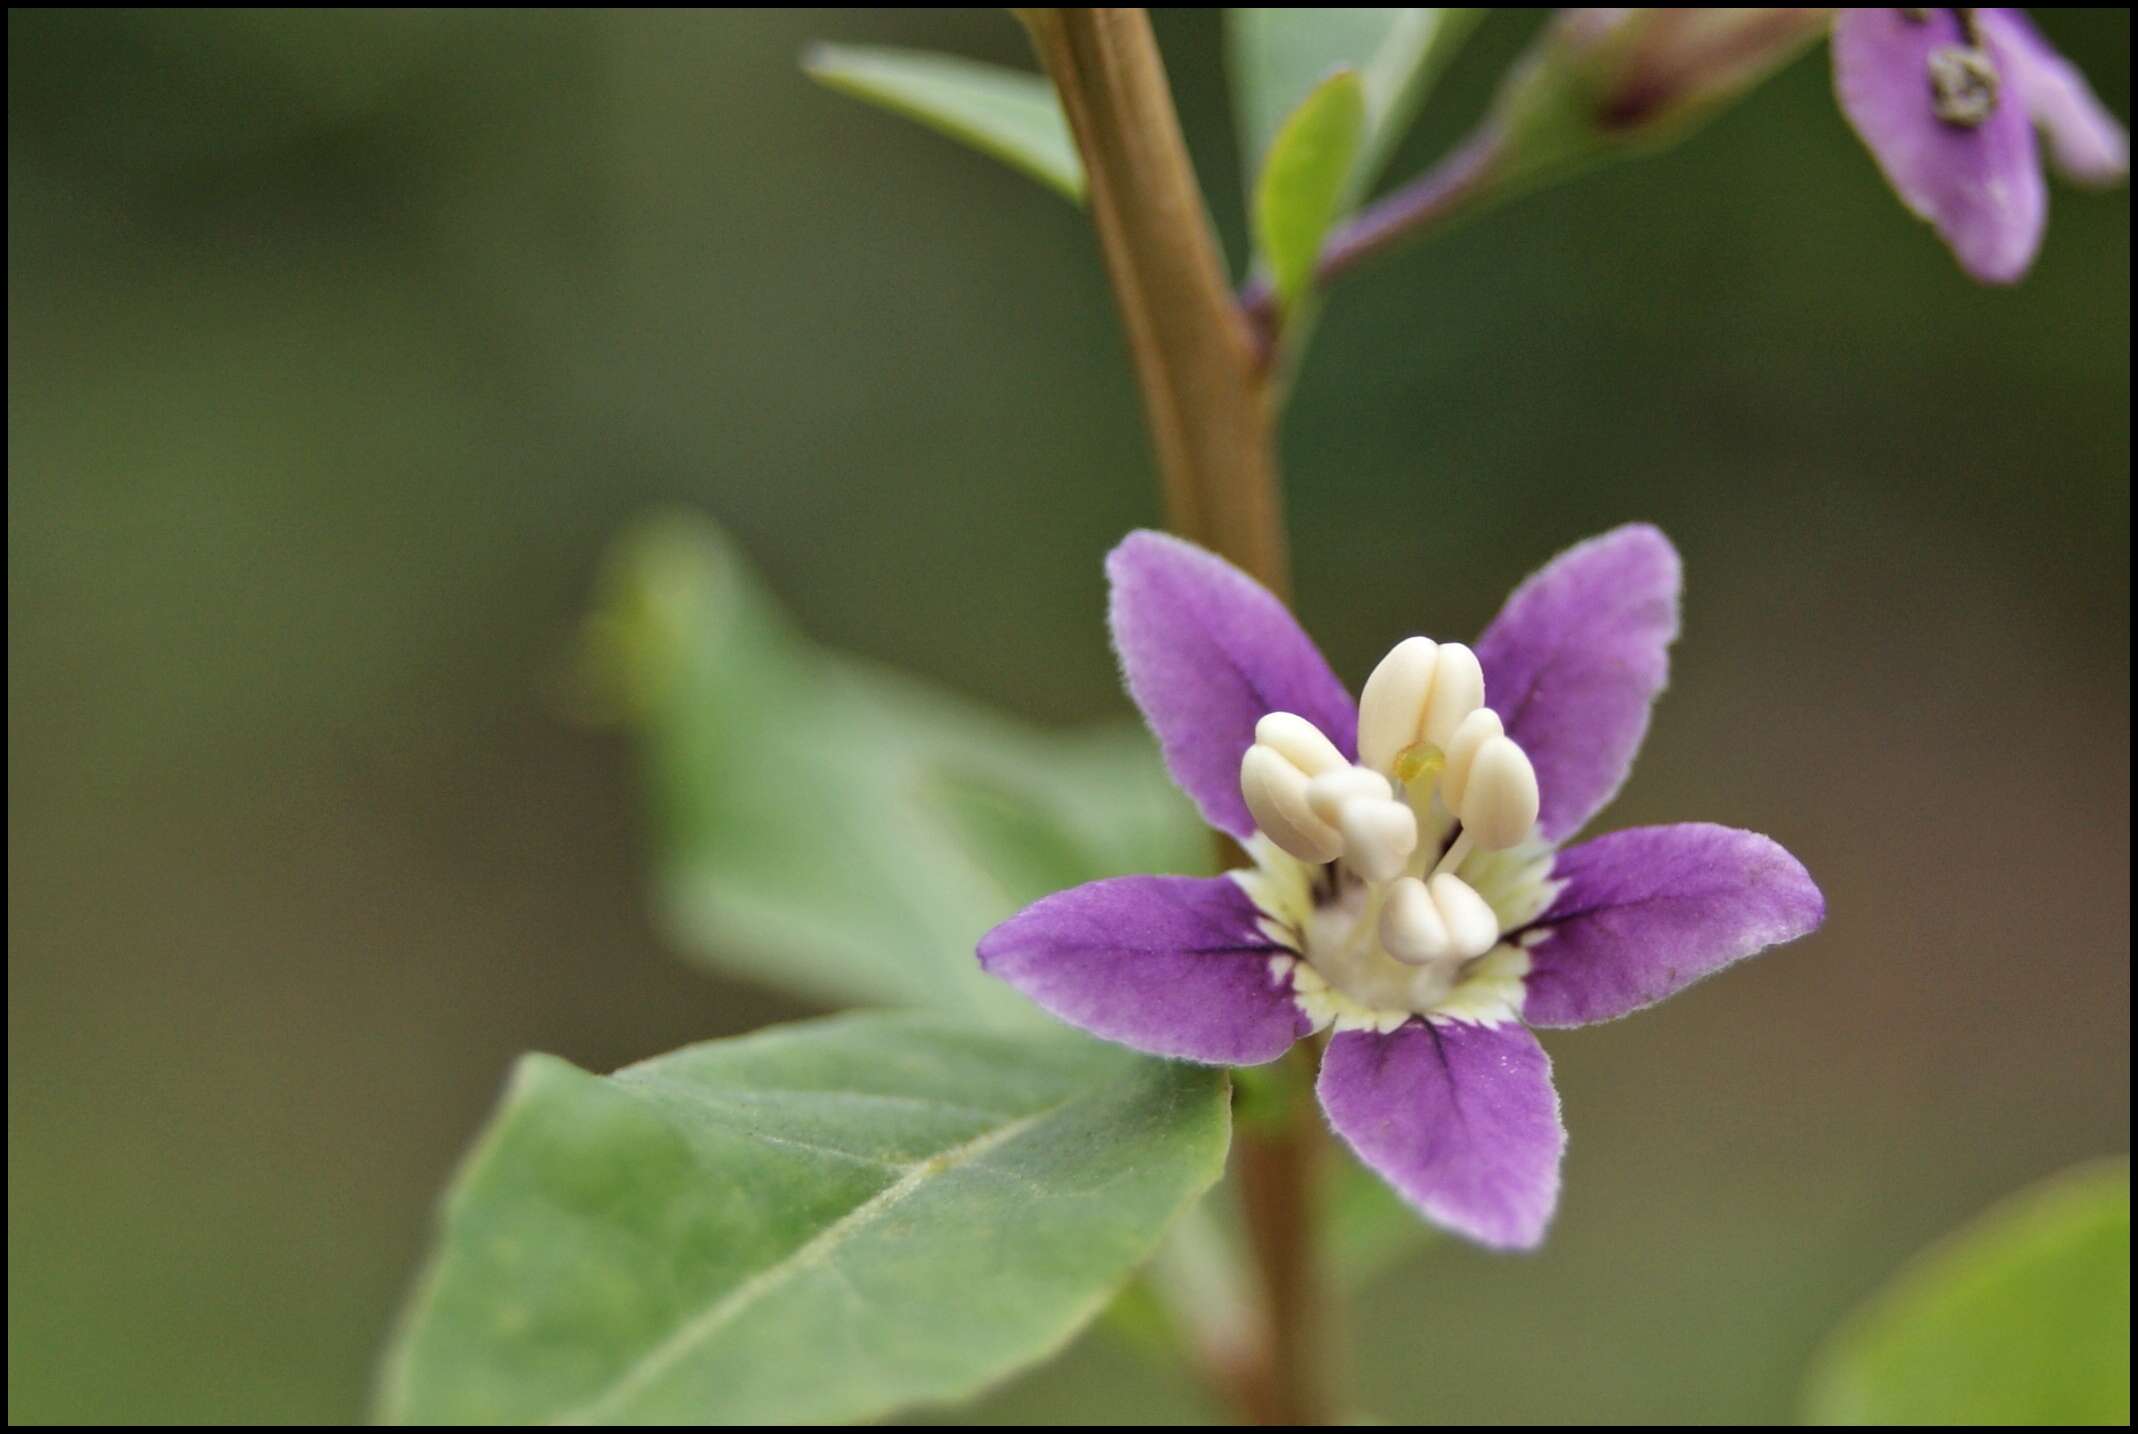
[1336,798,1418,883]
[1240,744,1344,864]
[1358,637,1438,774]
[1430,873,1501,958]
[1357,638,1487,774]
[1253,712,1347,778]
[1439,707,1504,814]
[1304,765,1393,825]
[1379,876,1451,965]
[1419,643,1485,751]
[1458,736,1539,850]
[1378,872,1501,965]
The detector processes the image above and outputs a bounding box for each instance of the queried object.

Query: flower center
[1234,638,1559,1027]
[1907,9,2001,128]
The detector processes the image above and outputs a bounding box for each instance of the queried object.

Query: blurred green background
[8,8,2128,1424]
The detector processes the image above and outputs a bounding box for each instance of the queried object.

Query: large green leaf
[379,1012,1231,1424]
[1253,70,1367,313]
[581,513,1205,1017]
[1803,1159,2130,1425]
[803,43,1084,202]
[1227,8,1478,202]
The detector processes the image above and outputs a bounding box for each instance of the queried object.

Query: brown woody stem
[1023,9,1327,1424]
[1023,7,1290,598]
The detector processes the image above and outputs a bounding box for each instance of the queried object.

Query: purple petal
[1474,524,1680,844]
[1317,1020,1564,1250]
[1831,7,2047,284]
[977,874,1312,1065]
[1521,823,1825,1029]
[1980,9,2130,186]
[1108,531,1357,840]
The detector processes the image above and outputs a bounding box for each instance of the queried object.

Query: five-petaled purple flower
[978,525,1824,1249]
[1833,8,2127,283]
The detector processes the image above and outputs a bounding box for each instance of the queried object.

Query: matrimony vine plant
[377,10,2126,1426]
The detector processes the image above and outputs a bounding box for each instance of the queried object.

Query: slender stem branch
[1241,125,1504,359]
[1231,1047,1330,1425]
[1024,10,1326,1424]
[1023,7,1289,597]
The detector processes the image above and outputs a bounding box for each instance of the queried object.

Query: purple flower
[978,526,1824,1249]
[1832,8,2128,283]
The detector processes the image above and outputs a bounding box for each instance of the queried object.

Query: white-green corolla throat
[1231,636,1564,1033]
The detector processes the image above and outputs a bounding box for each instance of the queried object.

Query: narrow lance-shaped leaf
[1228,8,1480,200]
[1255,69,1367,313]
[1803,1159,2130,1425]
[803,43,1085,202]
[379,1012,1232,1425]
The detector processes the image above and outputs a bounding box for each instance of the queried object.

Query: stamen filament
[1434,829,1476,880]
[1334,878,1397,965]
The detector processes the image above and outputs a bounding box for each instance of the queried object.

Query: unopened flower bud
[1489,8,1828,190]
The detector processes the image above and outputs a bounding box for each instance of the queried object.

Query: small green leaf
[581,512,1202,1016]
[804,43,1084,202]
[1255,70,1367,312]
[379,1012,1231,1424]
[1803,1159,2130,1426]
[1228,9,1479,200]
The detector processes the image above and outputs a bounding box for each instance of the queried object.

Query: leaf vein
[550,1096,1072,1422]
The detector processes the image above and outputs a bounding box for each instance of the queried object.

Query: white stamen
[1304,765,1393,824]
[1377,872,1500,965]
[1253,711,1347,778]
[1419,642,1485,752]
[1336,798,1418,884]
[1433,829,1476,880]
[1357,637,1438,774]
[1240,742,1343,864]
[1439,707,1504,815]
[1431,873,1501,959]
[1356,637,1487,775]
[1459,736,1540,851]
[1378,876,1452,965]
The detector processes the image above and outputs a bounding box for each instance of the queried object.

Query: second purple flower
[1833,8,2127,283]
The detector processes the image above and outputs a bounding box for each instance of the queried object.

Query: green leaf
[925,727,1204,914]
[379,1012,1231,1424]
[580,512,1203,1016]
[1254,70,1366,312]
[1325,1144,1438,1287]
[803,43,1084,203]
[1803,1159,2131,1426]
[1227,9,1479,201]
